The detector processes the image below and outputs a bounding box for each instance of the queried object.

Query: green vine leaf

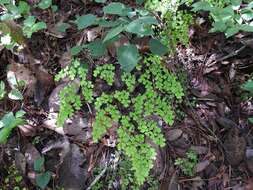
[75,14,97,30]
[35,171,52,189]
[103,2,127,16]
[117,44,139,72]
[149,38,168,56]
[103,24,125,42]
[38,0,52,9]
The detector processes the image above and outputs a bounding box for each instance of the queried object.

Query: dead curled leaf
[7,62,37,96]
[58,144,87,190]
[223,127,246,166]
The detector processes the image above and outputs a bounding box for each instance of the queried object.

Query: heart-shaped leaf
[103,2,126,15]
[149,38,168,56]
[8,89,23,100]
[38,0,52,9]
[75,14,97,30]
[103,24,125,42]
[117,44,139,72]
[35,171,52,189]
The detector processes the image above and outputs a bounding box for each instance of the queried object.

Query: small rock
[191,145,208,155]
[48,79,80,112]
[246,156,253,174]
[195,160,210,173]
[223,128,246,166]
[216,117,237,129]
[166,129,183,142]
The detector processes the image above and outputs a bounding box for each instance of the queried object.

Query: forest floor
[0,0,253,190]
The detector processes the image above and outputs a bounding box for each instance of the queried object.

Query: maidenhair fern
[56,55,184,186]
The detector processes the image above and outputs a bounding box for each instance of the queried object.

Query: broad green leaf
[95,0,106,3]
[35,172,51,189]
[87,40,107,57]
[248,1,253,8]
[32,22,47,31]
[97,19,123,27]
[23,16,46,38]
[38,0,52,9]
[239,24,253,32]
[125,16,158,36]
[23,16,36,27]
[103,24,125,42]
[0,0,10,4]
[231,0,241,10]
[0,81,5,100]
[213,6,234,22]
[34,156,45,172]
[149,38,168,56]
[55,22,70,33]
[75,14,97,30]
[242,80,253,93]
[136,0,144,5]
[249,117,253,124]
[191,1,213,12]
[241,11,253,21]
[103,2,126,15]
[210,21,227,32]
[225,27,239,37]
[15,110,26,118]
[70,45,84,56]
[117,44,139,72]
[0,112,15,129]
[51,5,58,12]
[18,1,30,14]
[8,89,23,100]
[0,112,24,144]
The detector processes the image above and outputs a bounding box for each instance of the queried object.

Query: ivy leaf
[239,24,253,32]
[136,0,144,5]
[0,112,24,144]
[15,110,26,118]
[149,38,168,56]
[225,27,239,38]
[125,16,158,36]
[35,172,51,189]
[103,24,125,42]
[241,11,253,21]
[249,117,253,124]
[75,14,97,30]
[210,21,227,32]
[70,45,84,56]
[8,89,23,100]
[191,1,213,12]
[117,44,139,72]
[22,16,47,38]
[95,0,106,3]
[231,0,241,10]
[103,2,126,16]
[242,80,253,93]
[18,1,30,14]
[34,156,45,172]
[38,0,52,9]
[87,40,107,57]
[55,22,71,33]
[0,81,5,100]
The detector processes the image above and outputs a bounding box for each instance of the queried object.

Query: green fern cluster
[56,55,184,186]
[93,64,115,86]
[55,59,93,126]
[145,0,193,53]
